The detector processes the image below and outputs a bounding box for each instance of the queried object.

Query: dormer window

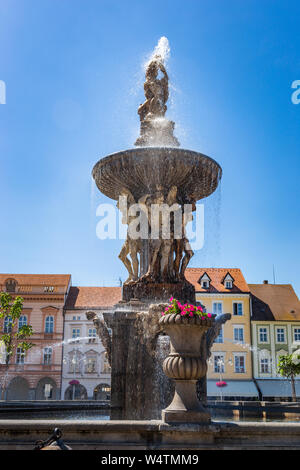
[199,273,211,289]
[223,273,234,290]
[6,279,17,293]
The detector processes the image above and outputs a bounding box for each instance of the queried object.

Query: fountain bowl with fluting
[92,147,222,203]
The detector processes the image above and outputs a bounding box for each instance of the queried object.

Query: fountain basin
[2,419,300,449]
[92,147,222,202]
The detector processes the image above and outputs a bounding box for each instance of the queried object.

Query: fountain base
[104,302,174,420]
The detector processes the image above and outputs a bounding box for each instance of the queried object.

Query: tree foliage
[0,292,34,366]
[277,353,300,379]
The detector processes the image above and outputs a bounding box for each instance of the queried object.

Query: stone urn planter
[159,313,215,424]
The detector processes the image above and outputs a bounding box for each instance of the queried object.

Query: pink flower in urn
[160,298,212,319]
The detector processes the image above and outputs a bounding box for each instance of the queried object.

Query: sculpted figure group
[135,51,179,147]
[118,186,195,285]
[137,57,169,122]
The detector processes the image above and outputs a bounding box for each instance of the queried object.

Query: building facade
[62,286,122,400]
[186,268,258,399]
[0,274,71,400]
[250,281,300,400]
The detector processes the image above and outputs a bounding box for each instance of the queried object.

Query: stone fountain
[90,38,223,421]
[2,39,299,451]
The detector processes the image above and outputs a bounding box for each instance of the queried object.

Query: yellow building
[186,268,259,400]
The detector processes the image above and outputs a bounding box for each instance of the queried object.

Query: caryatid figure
[142,185,180,282]
[117,189,141,284]
[173,199,195,280]
[160,186,180,281]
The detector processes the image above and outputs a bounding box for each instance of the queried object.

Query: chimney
[263,280,268,284]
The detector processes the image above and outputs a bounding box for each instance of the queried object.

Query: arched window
[93,383,111,400]
[3,316,12,333]
[45,316,54,333]
[43,347,52,365]
[18,315,27,331]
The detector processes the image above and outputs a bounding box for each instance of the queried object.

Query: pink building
[0,274,71,400]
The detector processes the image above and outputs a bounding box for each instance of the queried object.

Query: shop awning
[256,379,300,398]
[207,380,259,397]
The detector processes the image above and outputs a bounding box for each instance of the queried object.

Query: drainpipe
[253,377,262,401]
[249,294,261,400]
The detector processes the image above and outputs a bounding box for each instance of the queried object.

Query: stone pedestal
[122,280,196,304]
[162,380,210,424]
[159,313,215,424]
[135,118,180,147]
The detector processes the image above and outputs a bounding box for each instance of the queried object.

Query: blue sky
[0,0,299,296]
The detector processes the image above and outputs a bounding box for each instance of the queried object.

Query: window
[86,356,97,373]
[88,328,97,343]
[200,274,211,289]
[214,326,223,343]
[68,353,81,373]
[43,347,52,365]
[213,355,225,373]
[44,286,54,292]
[259,327,268,343]
[102,355,111,373]
[294,328,300,342]
[233,302,243,316]
[72,328,81,343]
[16,347,25,364]
[3,316,12,333]
[260,358,269,373]
[18,315,27,331]
[225,280,233,289]
[233,326,244,343]
[212,302,222,315]
[234,355,245,373]
[276,328,285,343]
[45,316,54,333]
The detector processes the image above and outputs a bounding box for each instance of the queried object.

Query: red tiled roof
[249,283,300,321]
[65,286,122,309]
[185,268,250,293]
[0,273,71,287]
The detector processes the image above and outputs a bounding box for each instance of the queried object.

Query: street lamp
[216,358,226,401]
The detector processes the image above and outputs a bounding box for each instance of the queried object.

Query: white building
[61,286,122,400]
